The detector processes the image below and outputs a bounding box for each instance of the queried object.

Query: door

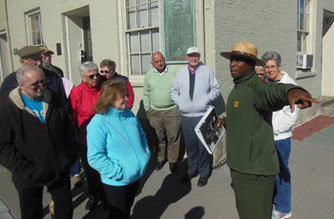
[64,6,93,85]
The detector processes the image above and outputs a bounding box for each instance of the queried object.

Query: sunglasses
[100,70,112,74]
[87,73,100,79]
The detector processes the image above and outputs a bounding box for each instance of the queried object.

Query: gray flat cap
[17,46,44,58]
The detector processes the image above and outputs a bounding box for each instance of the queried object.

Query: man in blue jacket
[170,47,221,187]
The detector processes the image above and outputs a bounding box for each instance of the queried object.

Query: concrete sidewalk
[1,124,334,218]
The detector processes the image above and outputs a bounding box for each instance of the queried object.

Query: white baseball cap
[186,47,200,55]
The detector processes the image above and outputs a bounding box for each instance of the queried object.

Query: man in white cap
[219,41,319,219]
[170,47,221,187]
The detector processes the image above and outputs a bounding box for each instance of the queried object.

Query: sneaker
[73,175,82,187]
[197,177,208,187]
[272,209,292,219]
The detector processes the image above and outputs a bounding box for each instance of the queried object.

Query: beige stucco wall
[0,0,7,31]
[7,0,120,80]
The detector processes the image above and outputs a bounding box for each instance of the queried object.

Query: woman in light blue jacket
[87,79,150,219]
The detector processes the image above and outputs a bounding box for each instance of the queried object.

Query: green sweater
[143,66,178,111]
[226,72,301,175]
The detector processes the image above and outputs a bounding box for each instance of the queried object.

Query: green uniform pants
[230,169,275,219]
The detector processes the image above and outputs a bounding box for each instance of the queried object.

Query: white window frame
[25,9,43,46]
[297,0,310,53]
[125,0,160,76]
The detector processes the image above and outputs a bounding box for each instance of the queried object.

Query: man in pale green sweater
[143,52,182,172]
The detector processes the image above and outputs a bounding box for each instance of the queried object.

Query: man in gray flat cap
[0,46,66,105]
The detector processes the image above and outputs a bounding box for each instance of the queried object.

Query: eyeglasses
[87,73,100,79]
[100,70,112,74]
[30,80,46,87]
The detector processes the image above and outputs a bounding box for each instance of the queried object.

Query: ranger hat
[39,46,54,54]
[17,46,44,59]
[220,41,266,66]
[186,47,200,55]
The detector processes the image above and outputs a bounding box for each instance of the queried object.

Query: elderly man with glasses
[0,65,76,219]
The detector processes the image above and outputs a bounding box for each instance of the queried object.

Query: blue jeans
[274,138,291,213]
[70,159,80,177]
[181,116,212,178]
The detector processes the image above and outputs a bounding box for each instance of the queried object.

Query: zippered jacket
[69,82,101,145]
[170,65,221,117]
[0,87,76,187]
[226,72,303,175]
[87,108,151,186]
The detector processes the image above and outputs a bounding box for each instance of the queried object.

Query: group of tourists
[0,41,319,219]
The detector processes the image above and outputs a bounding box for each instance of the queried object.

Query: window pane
[139,0,147,4]
[128,0,136,7]
[152,28,159,51]
[128,7,136,29]
[150,2,159,26]
[131,55,141,75]
[36,32,42,45]
[303,13,309,32]
[29,13,42,45]
[300,13,304,30]
[141,54,151,74]
[138,5,147,28]
[140,30,150,52]
[32,32,37,45]
[130,32,139,53]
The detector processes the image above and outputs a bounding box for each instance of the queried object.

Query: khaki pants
[146,107,182,163]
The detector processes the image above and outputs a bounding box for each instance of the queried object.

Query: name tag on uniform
[234,101,239,108]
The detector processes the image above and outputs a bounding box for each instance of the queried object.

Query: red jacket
[69,82,101,128]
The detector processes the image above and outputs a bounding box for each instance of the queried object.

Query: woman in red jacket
[69,61,105,210]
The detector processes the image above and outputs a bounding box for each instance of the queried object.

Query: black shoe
[197,177,208,187]
[155,161,166,170]
[179,173,196,183]
[85,197,99,211]
[169,162,178,173]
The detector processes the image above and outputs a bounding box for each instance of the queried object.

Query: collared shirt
[188,64,201,75]
[154,66,168,76]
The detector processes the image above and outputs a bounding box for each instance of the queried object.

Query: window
[26,10,43,46]
[297,0,310,53]
[126,0,159,75]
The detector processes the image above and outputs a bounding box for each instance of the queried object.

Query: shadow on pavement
[131,161,192,219]
[185,206,205,219]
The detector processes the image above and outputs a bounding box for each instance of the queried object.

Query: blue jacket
[87,107,150,186]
